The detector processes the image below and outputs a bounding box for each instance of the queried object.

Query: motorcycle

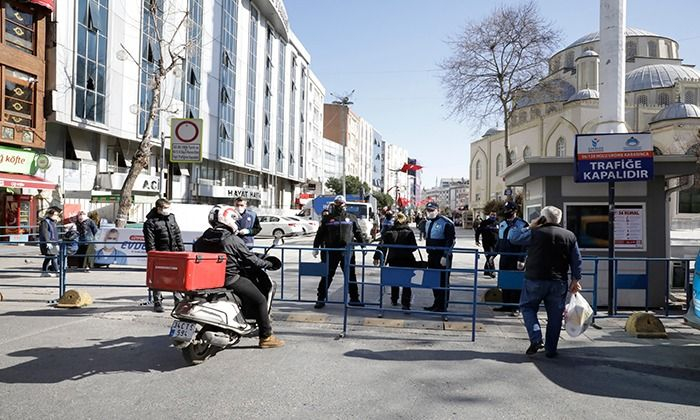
[168,238,283,365]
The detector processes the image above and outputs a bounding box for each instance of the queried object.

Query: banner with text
[575,133,653,183]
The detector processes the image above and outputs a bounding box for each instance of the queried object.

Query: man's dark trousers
[519,278,568,355]
[317,250,360,302]
[428,252,450,311]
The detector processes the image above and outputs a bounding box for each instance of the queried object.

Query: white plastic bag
[564,292,593,337]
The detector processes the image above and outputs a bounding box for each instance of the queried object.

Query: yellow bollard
[624,312,667,338]
[483,287,503,303]
[56,289,93,308]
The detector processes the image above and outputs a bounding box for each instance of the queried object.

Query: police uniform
[496,215,528,310]
[423,211,456,312]
[313,206,367,304]
[236,209,262,248]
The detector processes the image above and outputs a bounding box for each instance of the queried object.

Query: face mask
[236,206,246,214]
[426,210,438,220]
[51,215,60,222]
[488,215,496,220]
[78,215,87,222]
[159,208,171,216]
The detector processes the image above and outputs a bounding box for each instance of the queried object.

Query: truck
[297,194,379,240]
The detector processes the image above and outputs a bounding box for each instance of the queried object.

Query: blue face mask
[488,215,496,220]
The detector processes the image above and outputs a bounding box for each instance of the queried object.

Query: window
[685,90,696,105]
[509,150,516,165]
[276,40,286,172]
[657,92,670,106]
[648,40,657,57]
[550,56,561,72]
[182,0,203,118]
[3,68,35,128]
[3,2,36,54]
[666,40,674,58]
[245,5,258,165]
[495,154,503,175]
[261,24,274,170]
[626,41,637,60]
[288,53,297,177]
[138,0,162,137]
[75,0,108,123]
[565,51,574,68]
[556,137,566,157]
[565,204,645,249]
[475,160,482,180]
[523,146,531,158]
[217,0,237,160]
[636,95,648,106]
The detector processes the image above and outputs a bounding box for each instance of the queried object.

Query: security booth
[502,155,697,309]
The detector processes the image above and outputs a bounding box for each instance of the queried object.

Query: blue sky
[285,0,700,187]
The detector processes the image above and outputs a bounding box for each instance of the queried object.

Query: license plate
[169,320,197,340]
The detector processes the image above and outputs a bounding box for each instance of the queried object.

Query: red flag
[400,163,423,173]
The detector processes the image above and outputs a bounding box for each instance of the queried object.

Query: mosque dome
[482,127,504,137]
[566,89,600,102]
[651,102,700,123]
[516,79,576,108]
[565,27,662,49]
[625,64,700,92]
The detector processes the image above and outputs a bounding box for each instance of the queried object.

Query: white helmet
[208,204,240,232]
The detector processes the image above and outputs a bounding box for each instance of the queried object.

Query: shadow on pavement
[1,305,150,317]
[0,335,185,383]
[344,345,700,407]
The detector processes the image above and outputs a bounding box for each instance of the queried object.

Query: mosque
[469,27,700,230]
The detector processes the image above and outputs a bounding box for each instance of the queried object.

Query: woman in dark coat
[373,213,418,310]
[38,208,60,277]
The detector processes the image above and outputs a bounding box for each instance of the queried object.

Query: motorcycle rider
[193,205,284,349]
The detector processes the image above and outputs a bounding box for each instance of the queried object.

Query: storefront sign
[0,145,37,175]
[575,133,653,183]
[199,184,261,200]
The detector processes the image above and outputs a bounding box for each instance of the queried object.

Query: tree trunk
[504,114,512,167]
[115,75,162,227]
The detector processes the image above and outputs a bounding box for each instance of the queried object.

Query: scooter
[168,239,283,365]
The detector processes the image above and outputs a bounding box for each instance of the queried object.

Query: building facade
[371,129,385,190]
[469,27,700,227]
[43,0,311,221]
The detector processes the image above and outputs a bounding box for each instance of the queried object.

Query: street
[1,228,699,419]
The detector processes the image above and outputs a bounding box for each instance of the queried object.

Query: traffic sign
[574,133,653,183]
[170,118,203,163]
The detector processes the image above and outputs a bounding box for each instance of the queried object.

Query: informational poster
[614,207,643,249]
[93,228,202,267]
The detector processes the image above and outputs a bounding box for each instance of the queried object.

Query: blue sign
[575,133,653,183]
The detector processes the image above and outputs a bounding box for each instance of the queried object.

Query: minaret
[598,0,627,133]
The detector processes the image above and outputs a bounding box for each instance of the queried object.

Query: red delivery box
[147,251,227,292]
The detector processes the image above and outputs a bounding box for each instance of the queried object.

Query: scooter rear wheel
[181,328,218,365]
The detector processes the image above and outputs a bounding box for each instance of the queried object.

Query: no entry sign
[574,133,653,183]
[170,118,203,163]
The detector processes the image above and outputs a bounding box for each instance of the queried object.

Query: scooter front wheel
[181,329,218,365]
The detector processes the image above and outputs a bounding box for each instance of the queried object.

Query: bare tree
[115,1,192,227]
[441,1,560,166]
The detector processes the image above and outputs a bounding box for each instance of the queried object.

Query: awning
[0,173,57,189]
[26,1,54,12]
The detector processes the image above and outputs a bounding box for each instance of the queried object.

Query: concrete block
[625,312,667,338]
[56,289,93,308]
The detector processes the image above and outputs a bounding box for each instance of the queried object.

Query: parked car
[285,216,319,235]
[258,215,304,238]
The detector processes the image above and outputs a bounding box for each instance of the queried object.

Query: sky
[284,0,700,188]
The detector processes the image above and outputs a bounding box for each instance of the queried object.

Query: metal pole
[342,106,347,198]
[159,132,166,198]
[608,181,615,315]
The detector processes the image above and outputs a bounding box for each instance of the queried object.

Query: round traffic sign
[175,120,199,143]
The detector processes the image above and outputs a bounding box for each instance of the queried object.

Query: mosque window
[666,40,674,58]
[475,160,482,180]
[495,154,503,175]
[657,92,670,106]
[647,40,657,58]
[685,90,696,105]
[636,95,648,106]
[556,137,566,157]
[565,51,574,69]
[626,40,637,60]
[509,150,516,165]
[523,146,531,158]
[550,56,560,72]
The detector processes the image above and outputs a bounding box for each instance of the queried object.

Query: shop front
[0,145,55,239]
[197,184,262,206]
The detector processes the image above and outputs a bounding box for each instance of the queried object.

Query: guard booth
[502,155,697,308]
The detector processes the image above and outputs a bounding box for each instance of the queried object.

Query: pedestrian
[509,206,582,358]
[416,212,426,241]
[234,197,261,248]
[421,201,456,316]
[143,198,185,313]
[312,195,368,309]
[475,211,498,278]
[75,210,98,271]
[494,200,529,316]
[194,205,284,348]
[380,209,395,235]
[373,212,417,310]
[63,222,80,259]
[38,207,60,277]
[473,214,483,233]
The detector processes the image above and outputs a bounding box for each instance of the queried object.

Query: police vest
[237,209,257,246]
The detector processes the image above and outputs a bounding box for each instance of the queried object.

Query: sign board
[0,145,38,174]
[574,133,653,183]
[614,207,644,249]
[504,188,513,196]
[170,118,203,163]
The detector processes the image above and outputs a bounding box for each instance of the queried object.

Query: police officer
[495,200,529,315]
[475,212,499,278]
[312,195,368,309]
[422,201,456,314]
[234,197,262,248]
